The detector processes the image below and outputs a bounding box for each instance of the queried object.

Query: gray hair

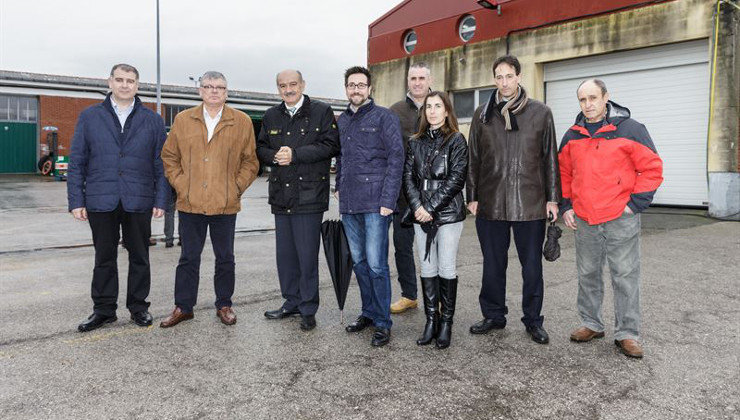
[200,71,227,86]
[275,69,304,85]
[409,62,431,76]
[110,63,139,80]
[577,78,608,96]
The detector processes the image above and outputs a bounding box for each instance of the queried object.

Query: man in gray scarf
[466,55,561,345]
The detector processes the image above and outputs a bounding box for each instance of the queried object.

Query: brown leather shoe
[615,339,644,358]
[570,326,605,342]
[217,307,237,325]
[159,307,193,328]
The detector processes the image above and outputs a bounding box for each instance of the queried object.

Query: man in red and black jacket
[558,79,663,359]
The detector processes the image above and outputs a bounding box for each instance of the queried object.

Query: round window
[403,30,417,54]
[459,15,476,42]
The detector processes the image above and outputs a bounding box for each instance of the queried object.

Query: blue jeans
[342,212,393,329]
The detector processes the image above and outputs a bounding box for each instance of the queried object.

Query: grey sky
[0,0,401,99]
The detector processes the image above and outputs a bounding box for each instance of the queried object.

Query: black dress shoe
[165,241,174,248]
[78,313,117,332]
[526,325,550,344]
[345,315,373,333]
[469,318,506,335]
[264,307,300,320]
[300,315,316,331]
[371,328,391,347]
[131,310,153,327]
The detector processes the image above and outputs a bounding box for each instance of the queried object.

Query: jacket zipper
[186,145,193,208]
[223,151,231,214]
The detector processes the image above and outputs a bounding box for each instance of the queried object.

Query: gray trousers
[575,212,642,341]
[413,222,464,279]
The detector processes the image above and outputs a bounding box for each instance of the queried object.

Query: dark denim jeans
[392,212,417,300]
[342,212,393,329]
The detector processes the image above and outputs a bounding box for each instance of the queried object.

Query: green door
[0,122,37,173]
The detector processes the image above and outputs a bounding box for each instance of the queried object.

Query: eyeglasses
[201,85,227,92]
[346,83,368,90]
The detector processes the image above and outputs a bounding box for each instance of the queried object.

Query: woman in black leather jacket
[402,91,468,349]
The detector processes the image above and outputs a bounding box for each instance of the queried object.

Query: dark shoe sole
[78,316,117,332]
[131,316,153,327]
[264,311,300,320]
[614,340,644,359]
[300,323,316,331]
[371,339,390,347]
[570,331,605,342]
[469,325,505,335]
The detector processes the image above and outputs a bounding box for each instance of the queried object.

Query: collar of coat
[278,94,312,118]
[345,97,375,117]
[189,103,237,124]
[102,93,142,115]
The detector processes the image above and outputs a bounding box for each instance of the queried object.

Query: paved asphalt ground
[0,175,738,419]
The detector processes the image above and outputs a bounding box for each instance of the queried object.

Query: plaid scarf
[481,86,529,131]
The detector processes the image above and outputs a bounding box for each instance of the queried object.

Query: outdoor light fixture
[477,0,502,15]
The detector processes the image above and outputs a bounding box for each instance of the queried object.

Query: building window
[459,15,476,42]
[403,30,417,54]
[452,88,494,121]
[164,104,192,129]
[0,95,37,122]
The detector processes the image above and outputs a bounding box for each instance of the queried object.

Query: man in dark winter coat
[336,66,404,347]
[387,62,433,314]
[559,79,663,359]
[68,63,168,333]
[467,55,561,345]
[257,69,340,331]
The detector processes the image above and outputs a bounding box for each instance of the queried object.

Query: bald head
[276,69,306,107]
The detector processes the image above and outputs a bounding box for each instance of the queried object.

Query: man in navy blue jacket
[68,63,168,333]
[336,66,404,347]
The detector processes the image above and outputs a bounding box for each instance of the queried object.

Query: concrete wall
[370,0,739,217]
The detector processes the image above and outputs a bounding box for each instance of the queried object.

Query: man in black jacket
[387,62,432,314]
[467,55,561,344]
[257,69,340,331]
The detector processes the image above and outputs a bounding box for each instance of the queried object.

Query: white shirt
[203,106,224,142]
[110,97,135,132]
[286,95,305,117]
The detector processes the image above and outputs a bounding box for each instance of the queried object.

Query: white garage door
[545,39,709,207]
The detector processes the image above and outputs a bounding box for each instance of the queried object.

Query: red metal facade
[367,0,672,64]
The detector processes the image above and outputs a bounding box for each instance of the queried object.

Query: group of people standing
[68,54,663,359]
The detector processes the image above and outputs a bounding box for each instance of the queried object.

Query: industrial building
[368,0,739,219]
[0,70,345,174]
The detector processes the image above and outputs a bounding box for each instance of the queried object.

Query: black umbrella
[543,215,562,262]
[321,219,353,324]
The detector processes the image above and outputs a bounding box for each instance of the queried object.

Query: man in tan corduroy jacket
[160,71,259,328]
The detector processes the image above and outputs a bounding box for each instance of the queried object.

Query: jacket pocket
[298,173,329,206]
[267,175,284,206]
[353,173,384,204]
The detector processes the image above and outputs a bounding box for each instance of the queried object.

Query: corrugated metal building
[367,0,739,219]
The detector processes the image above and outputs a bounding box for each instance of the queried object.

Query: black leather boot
[436,276,458,349]
[416,276,439,346]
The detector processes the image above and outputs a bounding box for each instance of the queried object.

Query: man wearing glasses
[336,66,404,347]
[160,71,260,328]
[257,69,340,331]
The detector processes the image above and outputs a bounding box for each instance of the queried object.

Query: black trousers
[87,203,152,316]
[392,211,417,300]
[476,218,546,327]
[174,212,236,313]
[275,213,323,316]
